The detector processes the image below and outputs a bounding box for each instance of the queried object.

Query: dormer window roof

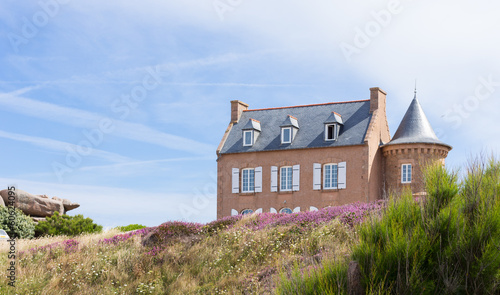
[242,118,261,147]
[324,112,343,125]
[280,115,299,144]
[242,118,261,132]
[279,115,299,129]
[324,112,343,141]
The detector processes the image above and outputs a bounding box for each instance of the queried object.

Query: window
[323,164,338,189]
[243,130,253,146]
[280,166,293,191]
[325,124,337,141]
[241,209,253,215]
[280,208,292,214]
[402,164,412,183]
[281,127,292,144]
[242,168,255,192]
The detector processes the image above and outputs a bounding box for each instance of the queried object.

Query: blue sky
[1,1,499,228]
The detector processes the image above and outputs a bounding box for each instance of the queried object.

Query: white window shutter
[270,166,278,192]
[232,168,239,193]
[293,207,300,213]
[255,208,262,214]
[231,209,238,216]
[292,165,300,191]
[338,161,346,189]
[270,207,277,213]
[254,167,263,193]
[313,163,321,190]
[309,206,318,212]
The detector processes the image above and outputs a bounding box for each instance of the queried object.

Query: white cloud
[0,178,216,227]
[0,90,215,155]
[0,129,131,163]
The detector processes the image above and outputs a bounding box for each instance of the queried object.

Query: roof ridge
[243,99,370,112]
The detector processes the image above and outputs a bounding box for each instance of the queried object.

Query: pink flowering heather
[20,238,80,256]
[99,226,156,245]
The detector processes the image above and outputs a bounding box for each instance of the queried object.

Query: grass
[0,202,381,294]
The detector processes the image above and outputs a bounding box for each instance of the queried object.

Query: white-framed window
[402,164,412,183]
[325,124,337,141]
[241,209,253,215]
[281,127,292,144]
[280,208,293,214]
[323,163,338,189]
[242,168,255,192]
[280,166,293,191]
[243,130,253,146]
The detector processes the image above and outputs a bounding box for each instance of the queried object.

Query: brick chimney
[231,100,249,123]
[369,87,387,114]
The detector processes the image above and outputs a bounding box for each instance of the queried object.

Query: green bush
[278,158,500,294]
[117,224,146,232]
[35,211,102,237]
[355,160,500,293]
[0,206,35,239]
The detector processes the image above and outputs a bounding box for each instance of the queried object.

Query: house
[216,87,452,218]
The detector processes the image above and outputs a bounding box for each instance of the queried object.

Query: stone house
[216,87,452,218]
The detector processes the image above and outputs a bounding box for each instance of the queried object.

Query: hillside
[0,202,382,294]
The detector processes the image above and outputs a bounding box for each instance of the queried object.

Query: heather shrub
[202,215,242,235]
[117,224,146,232]
[0,206,35,239]
[35,212,102,237]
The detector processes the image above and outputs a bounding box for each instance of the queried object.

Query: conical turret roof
[386,94,451,148]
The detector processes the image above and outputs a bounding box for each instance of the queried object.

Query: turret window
[402,164,412,183]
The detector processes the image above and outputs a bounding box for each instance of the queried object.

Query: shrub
[352,160,500,294]
[35,212,102,237]
[0,206,35,239]
[117,224,146,232]
[277,158,500,294]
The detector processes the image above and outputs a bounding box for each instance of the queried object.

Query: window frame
[241,209,254,215]
[401,164,412,184]
[324,124,337,141]
[241,168,255,193]
[280,166,293,191]
[243,130,253,146]
[323,163,338,189]
[279,208,293,214]
[281,127,292,144]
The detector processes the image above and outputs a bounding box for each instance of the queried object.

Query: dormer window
[242,118,261,147]
[281,127,292,144]
[280,115,299,144]
[243,130,253,146]
[325,124,338,141]
[324,112,343,141]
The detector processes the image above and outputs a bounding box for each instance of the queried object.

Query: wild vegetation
[0,202,381,294]
[278,158,500,294]
[35,212,103,237]
[1,157,499,294]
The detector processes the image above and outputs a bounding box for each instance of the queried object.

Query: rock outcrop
[0,189,79,218]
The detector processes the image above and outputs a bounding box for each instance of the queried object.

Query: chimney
[369,87,387,113]
[231,100,249,123]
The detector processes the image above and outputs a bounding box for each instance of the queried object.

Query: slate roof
[219,100,372,154]
[385,95,451,148]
